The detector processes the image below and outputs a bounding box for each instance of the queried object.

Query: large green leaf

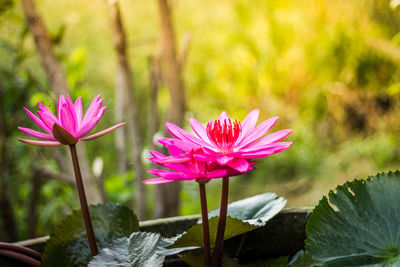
[171,193,286,249]
[42,203,139,267]
[208,193,287,226]
[171,216,259,248]
[181,250,287,267]
[180,250,241,267]
[88,232,197,267]
[288,250,319,267]
[305,171,400,266]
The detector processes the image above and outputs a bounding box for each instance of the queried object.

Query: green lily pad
[180,250,241,267]
[288,250,319,267]
[207,193,287,226]
[171,216,259,248]
[172,193,286,249]
[88,232,197,267]
[181,250,287,267]
[305,171,400,266]
[42,203,139,267]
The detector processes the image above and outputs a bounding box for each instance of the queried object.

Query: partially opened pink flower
[143,146,254,184]
[18,94,126,146]
[159,110,292,173]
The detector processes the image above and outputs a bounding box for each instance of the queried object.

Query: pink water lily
[159,109,293,173]
[18,94,126,146]
[143,146,254,184]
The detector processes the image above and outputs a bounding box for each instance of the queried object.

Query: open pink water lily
[18,94,126,146]
[159,110,293,173]
[143,146,254,184]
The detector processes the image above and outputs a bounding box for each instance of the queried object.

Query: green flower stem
[69,144,98,256]
[211,177,230,267]
[198,182,211,267]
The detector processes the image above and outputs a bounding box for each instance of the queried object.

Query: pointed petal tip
[79,122,126,141]
[248,109,260,117]
[143,179,171,185]
[18,126,56,140]
[271,116,279,121]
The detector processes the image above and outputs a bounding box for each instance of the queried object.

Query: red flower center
[206,119,241,153]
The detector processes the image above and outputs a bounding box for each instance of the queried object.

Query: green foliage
[171,216,258,249]
[288,250,317,267]
[105,171,135,204]
[207,193,286,226]
[305,171,400,266]
[174,194,286,265]
[173,193,285,249]
[0,0,12,16]
[88,232,197,267]
[181,251,242,267]
[42,203,139,267]
[181,251,288,267]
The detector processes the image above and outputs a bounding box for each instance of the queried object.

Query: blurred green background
[2,0,400,241]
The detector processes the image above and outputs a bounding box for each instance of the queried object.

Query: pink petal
[23,107,49,133]
[228,158,251,172]
[218,111,230,122]
[239,141,292,153]
[206,169,230,179]
[149,150,167,158]
[37,111,57,132]
[240,142,293,158]
[74,96,83,125]
[82,95,103,125]
[148,169,177,177]
[57,95,66,120]
[143,177,174,184]
[158,138,200,152]
[168,145,184,156]
[149,160,192,174]
[166,123,212,148]
[216,155,234,165]
[77,107,106,138]
[17,138,62,147]
[38,102,57,121]
[59,103,77,136]
[189,118,211,144]
[245,129,293,149]
[147,170,191,180]
[153,156,189,164]
[162,163,192,174]
[236,116,279,149]
[18,127,56,141]
[226,167,253,177]
[236,109,259,145]
[193,153,216,161]
[66,94,74,108]
[80,122,126,141]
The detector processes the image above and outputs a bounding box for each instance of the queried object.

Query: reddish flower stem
[0,242,41,260]
[198,182,211,267]
[0,242,41,266]
[211,177,230,267]
[69,144,98,256]
[0,249,40,266]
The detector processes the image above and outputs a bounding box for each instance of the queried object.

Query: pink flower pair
[144,110,293,184]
